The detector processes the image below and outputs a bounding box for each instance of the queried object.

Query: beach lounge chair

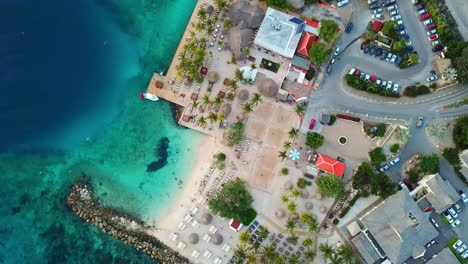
[191,250,200,259]
[190,205,199,214]
[203,234,212,242]
[178,222,186,231]
[184,214,193,223]
[213,257,223,264]
[169,233,178,241]
[176,242,186,251]
[196,196,206,205]
[192,220,200,229]
[222,243,231,252]
[209,225,217,234]
[203,250,212,259]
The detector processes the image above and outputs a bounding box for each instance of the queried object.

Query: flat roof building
[254,7,305,58]
[410,173,459,213]
[426,248,459,264]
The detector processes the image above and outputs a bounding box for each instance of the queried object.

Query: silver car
[386,81,393,90]
[426,29,437,35]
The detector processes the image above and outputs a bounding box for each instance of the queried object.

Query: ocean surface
[0,0,198,263]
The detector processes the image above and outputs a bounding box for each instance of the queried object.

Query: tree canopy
[418,154,440,174]
[319,20,339,43]
[453,115,468,149]
[309,42,329,67]
[305,132,325,150]
[224,122,245,146]
[208,180,256,224]
[316,174,345,199]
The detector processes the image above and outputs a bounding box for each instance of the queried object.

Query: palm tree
[197,8,207,20]
[287,201,297,214]
[214,96,222,107]
[217,112,225,122]
[191,101,199,109]
[274,255,287,264]
[329,254,342,264]
[234,68,244,81]
[308,218,319,233]
[283,141,292,150]
[233,245,248,264]
[258,226,269,240]
[285,217,296,231]
[229,79,238,91]
[302,237,314,248]
[242,102,253,114]
[226,92,235,101]
[189,31,196,39]
[261,245,278,263]
[287,233,299,245]
[250,92,262,106]
[207,112,218,124]
[194,22,202,32]
[304,249,316,262]
[288,128,299,139]
[289,254,300,264]
[300,211,314,225]
[281,194,289,204]
[278,150,287,161]
[250,62,257,69]
[246,253,257,264]
[202,94,210,105]
[294,103,305,117]
[239,230,251,245]
[319,242,334,261]
[223,18,232,30]
[337,243,358,264]
[290,188,301,199]
[216,0,227,9]
[197,116,207,127]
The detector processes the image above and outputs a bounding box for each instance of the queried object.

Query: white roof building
[254,7,305,58]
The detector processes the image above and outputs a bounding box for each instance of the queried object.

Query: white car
[448,207,458,218]
[432,40,440,46]
[431,218,439,228]
[390,10,399,16]
[373,8,383,14]
[453,240,463,249]
[446,213,454,223]
[460,190,468,203]
[368,0,378,3]
[365,74,371,82]
[386,81,393,90]
[406,40,412,46]
[381,80,387,87]
[396,20,404,25]
[399,30,408,35]
[462,251,468,259]
[418,9,427,15]
[455,204,462,212]
[389,157,400,165]
[427,75,438,82]
[452,219,461,227]
[390,54,397,63]
[337,0,349,7]
[376,79,382,86]
[423,19,433,25]
[388,4,398,11]
[372,14,384,20]
[457,244,467,254]
[392,84,399,93]
[391,15,402,21]
[426,29,437,35]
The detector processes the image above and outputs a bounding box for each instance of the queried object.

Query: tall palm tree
[197,8,207,20]
[251,92,263,106]
[287,201,297,213]
[278,150,287,161]
[302,237,314,248]
[223,18,232,30]
[191,101,199,109]
[207,112,218,124]
[285,217,296,231]
[233,245,248,264]
[214,96,222,107]
[242,102,253,114]
[288,128,299,139]
[337,243,358,264]
[290,189,301,199]
[234,68,244,81]
[283,141,292,150]
[217,112,225,122]
[229,79,238,91]
[294,103,305,117]
[289,254,300,264]
[197,116,207,127]
[239,230,251,245]
[226,92,235,101]
[194,22,202,32]
[246,253,257,264]
[319,242,334,261]
[258,226,269,240]
[281,194,289,204]
[300,211,314,225]
[304,249,316,262]
[261,245,278,263]
[202,94,210,105]
[274,255,287,264]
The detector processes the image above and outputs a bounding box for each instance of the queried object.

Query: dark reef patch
[146,137,169,172]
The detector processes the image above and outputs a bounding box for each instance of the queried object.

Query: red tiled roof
[315,154,346,177]
[370,20,384,33]
[296,32,319,58]
[305,19,320,29]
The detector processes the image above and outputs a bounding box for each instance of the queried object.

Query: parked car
[431,218,439,228]
[457,244,467,254]
[383,0,396,7]
[376,79,382,86]
[337,0,349,7]
[370,46,377,55]
[365,74,371,82]
[423,19,433,25]
[345,22,353,33]
[428,34,438,40]
[348,68,356,75]
[370,75,377,82]
[354,68,361,76]
[405,40,412,46]
[370,3,380,9]
[448,207,458,218]
[389,157,400,165]
[462,251,468,260]
[330,58,335,64]
[381,50,388,59]
[419,13,431,21]
[304,173,314,180]
[453,240,463,249]
[386,80,393,90]
[390,10,399,16]
[375,48,383,56]
[460,190,468,203]
[444,212,454,223]
[395,56,403,66]
[425,23,436,31]
[381,80,387,87]
[432,44,443,52]
[390,54,397,63]
[309,119,316,129]
[392,84,400,93]
[427,75,438,82]
[372,14,384,20]
[373,8,383,14]
[326,65,332,76]
[426,29,437,35]
[396,20,404,25]
[399,30,408,35]
[364,45,370,54]
[333,46,341,56]
[388,4,398,11]
[402,33,410,39]
[379,164,390,172]
[431,40,440,46]
[418,9,427,15]
[415,3,425,11]
[391,15,402,21]
[452,219,461,227]
[454,204,461,212]
[360,72,366,79]
[396,24,405,31]
[385,52,392,62]
[406,46,414,53]
[412,0,420,4]
[368,0,378,4]
[416,116,424,128]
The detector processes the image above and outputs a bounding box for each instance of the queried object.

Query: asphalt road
[445,0,468,41]
[301,0,468,190]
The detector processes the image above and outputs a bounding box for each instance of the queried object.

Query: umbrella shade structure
[238,90,249,101]
[188,233,199,244]
[207,5,214,15]
[291,213,299,220]
[212,233,223,245]
[201,213,213,225]
[284,181,293,190]
[289,149,300,161]
[220,104,232,116]
[275,209,286,218]
[319,206,327,213]
[259,78,279,97]
[301,190,309,199]
[315,193,323,200]
[305,202,313,209]
[208,72,219,83]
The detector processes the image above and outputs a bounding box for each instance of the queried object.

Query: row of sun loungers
[198,166,215,194]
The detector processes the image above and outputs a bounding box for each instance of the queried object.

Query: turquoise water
[0,0,198,262]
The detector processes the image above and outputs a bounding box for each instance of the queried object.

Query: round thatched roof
[207,5,214,15]
[228,26,253,60]
[208,72,219,83]
[212,233,223,245]
[301,190,309,199]
[259,78,279,97]
[220,104,232,116]
[188,233,199,244]
[229,0,265,29]
[319,206,327,213]
[316,193,323,200]
[184,78,193,86]
[284,181,293,190]
[288,0,305,9]
[201,213,212,225]
[275,209,286,218]
[305,202,313,209]
[291,213,299,220]
[238,89,249,101]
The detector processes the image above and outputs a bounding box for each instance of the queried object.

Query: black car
[304,173,315,180]
[406,46,414,52]
[345,22,353,33]
[383,0,396,7]
[369,3,380,9]
[432,44,443,52]
[396,24,405,31]
[364,46,370,54]
[375,48,383,56]
[415,3,425,10]
[381,50,388,60]
[326,65,332,76]
[369,46,377,55]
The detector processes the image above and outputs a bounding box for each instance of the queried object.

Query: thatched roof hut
[301,190,310,199]
[207,5,214,15]
[238,90,249,101]
[259,78,279,97]
[188,233,199,244]
[228,26,253,60]
[212,233,223,245]
[319,206,327,213]
[220,104,232,116]
[208,72,219,83]
[284,181,293,190]
[201,213,213,225]
[275,209,286,218]
[229,0,265,29]
[305,202,313,210]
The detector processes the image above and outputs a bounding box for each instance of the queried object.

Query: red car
[370,75,377,82]
[354,69,361,76]
[428,34,438,40]
[425,23,436,31]
[309,119,316,129]
[419,13,430,21]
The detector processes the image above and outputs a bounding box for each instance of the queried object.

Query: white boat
[140,92,159,101]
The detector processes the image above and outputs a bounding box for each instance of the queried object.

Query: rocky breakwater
[67,181,191,264]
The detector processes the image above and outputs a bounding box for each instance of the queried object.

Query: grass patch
[447,237,468,264]
[403,85,430,97]
[440,213,450,225]
[260,58,280,73]
[344,74,399,98]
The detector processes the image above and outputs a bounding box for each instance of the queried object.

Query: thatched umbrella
[283,181,293,190]
[207,5,214,15]
[188,233,199,244]
[315,192,323,200]
[238,89,249,101]
[220,104,232,116]
[319,206,327,214]
[201,213,212,225]
[291,213,299,221]
[301,190,310,199]
[305,202,313,210]
[275,209,286,219]
[208,72,219,84]
[212,233,223,245]
[259,78,279,97]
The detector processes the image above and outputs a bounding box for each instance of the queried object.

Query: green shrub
[418,154,440,174]
[332,218,339,225]
[453,116,468,150]
[330,115,337,125]
[442,148,460,165]
[297,178,310,189]
[344,74,399,98]
[281,168,289,176]
[339,206,350,218]
[376,123,386,137]
[361,190,370,197]
[239,208,257,226]
[403,85,430,97]
[369,147,386,168]
[390,144,400,153]
[349,193,361,207]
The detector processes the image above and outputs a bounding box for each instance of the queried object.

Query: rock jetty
[67,181,191,264]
